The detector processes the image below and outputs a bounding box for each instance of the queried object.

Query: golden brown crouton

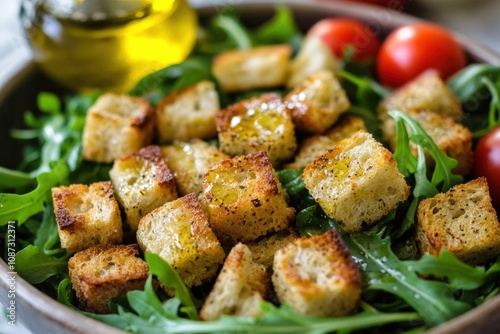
[216,94,297,167]
[82,94,154,163]
[213,45,292,92]
[286,36,340,89]
[382,110,473,176]
[416,177,500,265]
[285,70,350,134]
[246,229,300,270]
[52,181,123,253]
[285,116,366,170]
[136,193,225,288]
[68,244,149,314]
[272,229,362,317]
[378,70,463,124]
[156,81,219,143]
[161,139,229,196]
[302,131,410,233]
[202,151,295,245]
[109,145,178,232]
[199,243,270,321]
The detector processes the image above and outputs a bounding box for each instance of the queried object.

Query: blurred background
[1,0,499,333]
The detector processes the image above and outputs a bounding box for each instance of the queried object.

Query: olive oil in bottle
[21,0,198,93]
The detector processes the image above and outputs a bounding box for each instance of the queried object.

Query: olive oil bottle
[21,0,197,93]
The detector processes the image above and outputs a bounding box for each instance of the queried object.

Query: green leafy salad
[2,6,500,334]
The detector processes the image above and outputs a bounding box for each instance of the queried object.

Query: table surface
[1,0,500,333]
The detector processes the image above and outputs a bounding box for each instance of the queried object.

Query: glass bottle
[20,0,198,93]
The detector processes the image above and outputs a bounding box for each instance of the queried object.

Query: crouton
[213,45,291,92]
[82,94,154,163]
[68,244,149,314]
[272,229,362,317]
[202,151,295,245]
[161,139,229,196]
[246,228,300,270]
[52,181,123,253]
[216,94,297,167]
[416,177,500,265]
[285,116,365,170]
[302,131,410,232]
[286,36,340,89]
[156,81,219,143]
[136,193,225,288]
[109,145,178,232]
[378,70,463,124]
[382,110,473,176]
[284,70,350,134]
[199,243,270,321]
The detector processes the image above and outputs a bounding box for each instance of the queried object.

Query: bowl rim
[1,0,500,333]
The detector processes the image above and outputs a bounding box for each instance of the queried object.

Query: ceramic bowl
[1,1,500,333]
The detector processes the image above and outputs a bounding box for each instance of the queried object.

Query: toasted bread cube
[213,45,291,92]
[246,229,300,270]
[137,193,225,287]
[302,131,410,232]
[202,151,295,245]
[52,181,123,253]
[68,244,149,314]
[109,146,178,232]
[286,36,339,89]
[285,70,350,134]
[378,70,463,124]
[82,94,154,163]
[216,94,297,167]
[416,177,500,265]
[272,229,362,317]
[156,81,219,143]
[161,139,229,196]
[382,110,473,176]
[285,116,365,170]
[200,243,269,321]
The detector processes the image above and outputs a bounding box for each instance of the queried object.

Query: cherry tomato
[376,23,467,88]
[307,18,381,63]
[344,0,408,10]
[473,127,500,209]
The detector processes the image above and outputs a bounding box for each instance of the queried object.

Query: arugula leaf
[37,92,61,115]
[253,6,302,48]
[339,70,390,110]
[0,167,35,191]
[16,245,68,284]
[448,64,500,102]
[33,205,64,256]
[0,162,69,226]
[471,77,500,137]
[57,278,78,310]
[145,253,199,320]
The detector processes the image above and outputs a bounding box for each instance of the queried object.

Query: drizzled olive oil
[23,0,197,92]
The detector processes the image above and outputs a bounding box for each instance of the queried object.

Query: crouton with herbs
[136,193,225,288]
[381,110,473,176]
[202,151,295,245]
[109,145,178,232]
[213,45,291,92]
[284,70,350,134]
[286,36,339,89]
[200,243,270,321]
[272,229,362,317]
[216,93,297,167]
[377,70,463,125]
[246,228,300,270]
[285,116,366,170]
[82,93,155,163]
[156,81,219,143]
[416,177,500,265]
[161,139,229,196]
[302,131,410,233]
[52,181,123,253]
[68,244,149,314]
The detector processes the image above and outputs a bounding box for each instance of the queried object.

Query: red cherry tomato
[377,23,467,88]
[307,18,381,63]
[473,127,500,209]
